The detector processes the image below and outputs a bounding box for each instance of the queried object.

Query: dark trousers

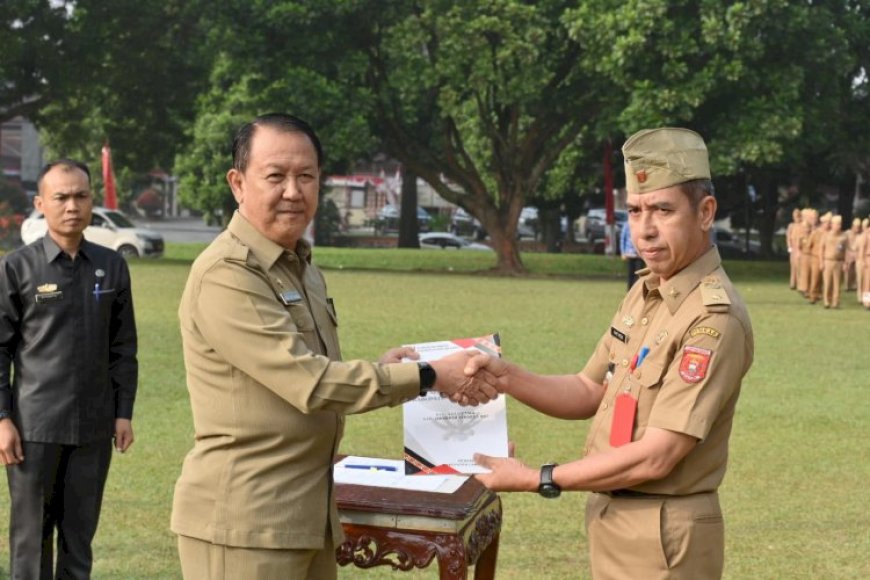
[6,439,113,580]
[626,257,644,290]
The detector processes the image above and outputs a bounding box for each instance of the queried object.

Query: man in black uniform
[0,159,138,579]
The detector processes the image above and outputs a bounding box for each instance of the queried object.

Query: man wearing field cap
[808,212,831,304]
[467,128,754,579]
[845,217,861,293]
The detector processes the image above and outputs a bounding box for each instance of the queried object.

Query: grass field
[1,246,868,579]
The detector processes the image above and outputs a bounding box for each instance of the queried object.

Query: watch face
[539,484,561,499]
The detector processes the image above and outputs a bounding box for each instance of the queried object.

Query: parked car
[419,232,492,251]
[450,207,535,240]
[581,208,628,242]
[20,207,164,258]
[714,228,761,259]
[375,204,432,233]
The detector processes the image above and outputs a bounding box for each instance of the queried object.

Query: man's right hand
[0,418,24,465]
[430,350,499,406]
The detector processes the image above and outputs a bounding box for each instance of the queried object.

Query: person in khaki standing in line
[845,217,861,293]
[807,211,830,304]
[171,113,497,580]
[466,128,754,579]
[786,208,803,290]
[797,209,816,297]
[860,218,870,308]
[820,215,848,309]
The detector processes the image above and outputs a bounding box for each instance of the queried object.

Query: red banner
[101,143,118,209]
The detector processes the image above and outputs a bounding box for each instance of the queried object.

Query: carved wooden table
[335,477,501,579]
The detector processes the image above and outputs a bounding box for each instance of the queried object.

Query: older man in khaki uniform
[787,208,803,290]
[821,215,848,308]
[171,113,495,580]
[468,128,754,579]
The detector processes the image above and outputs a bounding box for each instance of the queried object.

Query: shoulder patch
[690,326,721,339]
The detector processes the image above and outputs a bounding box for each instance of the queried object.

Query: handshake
[380,347,508,406]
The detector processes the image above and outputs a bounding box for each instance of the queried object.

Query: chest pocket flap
[637,358,667,389]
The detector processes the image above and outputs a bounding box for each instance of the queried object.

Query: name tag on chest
[35,291,64,304]
[279,289,303,305]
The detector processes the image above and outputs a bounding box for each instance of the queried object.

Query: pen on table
[343,464,398,472]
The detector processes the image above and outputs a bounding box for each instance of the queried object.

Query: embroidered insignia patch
[37,283,58,293]
[679,346,712,383]
[636,169,647,183]
[689,326,721,339]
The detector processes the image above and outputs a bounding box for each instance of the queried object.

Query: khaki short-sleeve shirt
[582,247,753,495]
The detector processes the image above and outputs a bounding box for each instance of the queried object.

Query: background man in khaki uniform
[797,209,815,297]
[845,218,861,293]
[808,212,831,304]
[171,113,496,580]
[860,218,870,307]
[466,128,753,579]
[821,215,848,308]
[787,208,803,290]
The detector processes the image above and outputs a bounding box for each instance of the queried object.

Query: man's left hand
[114,419,134,453]
[473,451,538,492]
[379,346,419,364]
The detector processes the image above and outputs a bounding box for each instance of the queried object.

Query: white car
[20,207,164,258]
[419,232,493,251]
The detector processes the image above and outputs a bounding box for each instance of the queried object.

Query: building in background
[1,117,44,199]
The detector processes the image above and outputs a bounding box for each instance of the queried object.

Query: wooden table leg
[473,532,499,580]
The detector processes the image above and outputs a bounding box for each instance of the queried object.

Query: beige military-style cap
[820,212,832,223]
[831,215,842,224]
[853,218,862,227]
[864,218,870,229]
[623,128,711,195]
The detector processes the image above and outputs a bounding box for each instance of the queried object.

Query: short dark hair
[231,113,323,173]
[37,159,91,189]
[678,179,715,210]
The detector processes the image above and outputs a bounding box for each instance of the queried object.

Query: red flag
[102,142,118,209]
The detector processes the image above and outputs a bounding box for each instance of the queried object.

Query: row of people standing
[787,208,870,309]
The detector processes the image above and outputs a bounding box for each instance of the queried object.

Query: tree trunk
[398,167,420,248]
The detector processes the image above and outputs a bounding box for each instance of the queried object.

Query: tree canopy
[3,1,866,269]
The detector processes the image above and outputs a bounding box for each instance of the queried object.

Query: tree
[179,1,612,272]
[564,0,869,255]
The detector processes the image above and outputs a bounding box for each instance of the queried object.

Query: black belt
[604,489,673,499]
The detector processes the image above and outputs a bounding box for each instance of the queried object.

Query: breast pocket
[286,302,316,333]
[635,359,667,431]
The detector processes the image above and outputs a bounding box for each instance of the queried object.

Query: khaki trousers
[809,259,823,301]
[585,492,724,580]
[798,254,812,293]
[177,535,337,580]
[822,259,843,307]
[789,250,800,288]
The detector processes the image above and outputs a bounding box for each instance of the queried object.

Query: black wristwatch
[538,463,561,498]
[417,361,437,396]
[0,409,10,422]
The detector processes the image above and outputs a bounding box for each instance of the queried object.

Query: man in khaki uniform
[860,218,870,307]
[845,218,861,293]
[171,113,495,580]
[807,211,831,304]
[797,209,815,296]
[467,128,754,579]
[821,215,848,308]
[787,208,803,290]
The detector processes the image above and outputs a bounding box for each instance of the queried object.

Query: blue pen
[636,346,650,368]
[344,464,397,472]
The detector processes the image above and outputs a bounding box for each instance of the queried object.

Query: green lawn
[1,246,868,579]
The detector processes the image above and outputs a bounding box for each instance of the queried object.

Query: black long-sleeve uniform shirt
[0,236,138,445]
